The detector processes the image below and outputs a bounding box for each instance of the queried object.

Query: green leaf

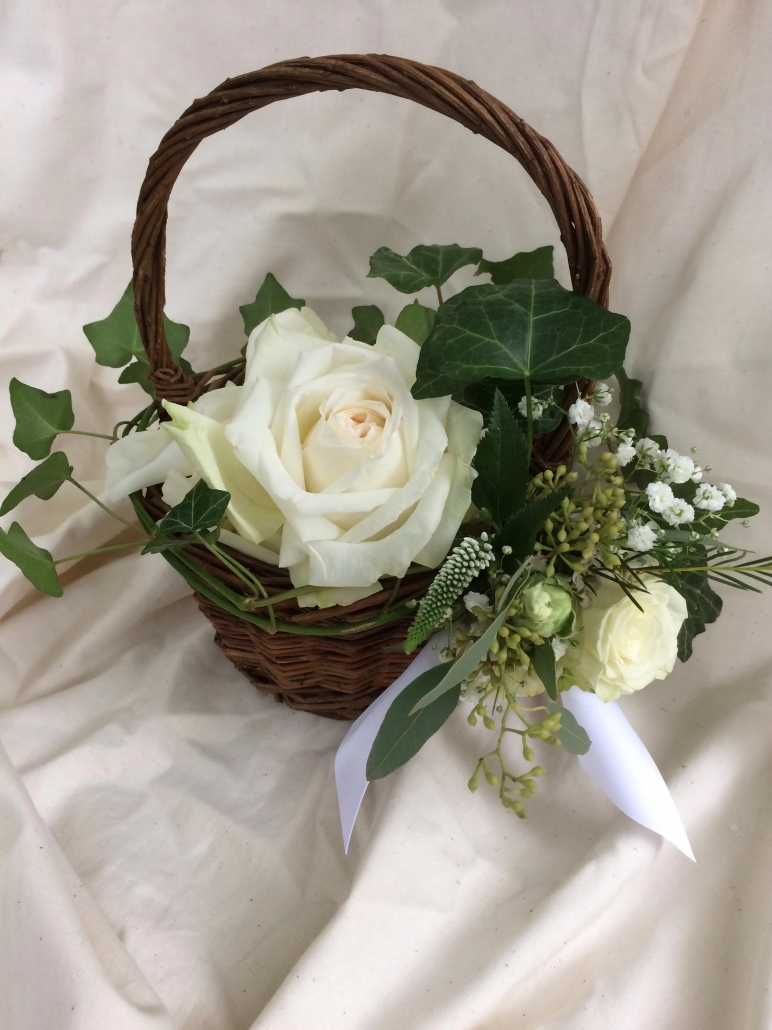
[476,246,554,284]
[616,367,649,438]
[413,280,630,399]
[701,497,760,533]
[349,305,384,344]
[10,378,74,460]
[367,244,483,294]
[0,522,61,596]
[663,570,723,661]
[546,701,591,754]
[472,389,528,525]
[83,282,190,369]
[531,642,557,701]
[117,355,154,396]
[497,491,568,570]
[366,664,461,780]
[0,452,72,516]
[159,480,231,536]
[455,381,562,436]
[239,273,304,337]
[394,301,436,345]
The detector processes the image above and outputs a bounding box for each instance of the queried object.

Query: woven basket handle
[131,54,611,403]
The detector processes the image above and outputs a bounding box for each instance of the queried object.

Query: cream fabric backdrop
[2,2,771,1028]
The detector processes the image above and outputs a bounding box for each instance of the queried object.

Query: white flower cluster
[517,396,546,420]
[566,383,615,449]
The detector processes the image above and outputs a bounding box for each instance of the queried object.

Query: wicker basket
[130,54,611,720]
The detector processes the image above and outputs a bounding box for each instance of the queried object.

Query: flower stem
[61,429,114,441]
[54,540,146,565]
[524,377,534,459]
[435,285,444,305]
[67,477,146,534]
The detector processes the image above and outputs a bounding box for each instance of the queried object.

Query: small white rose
[573,577,687,702]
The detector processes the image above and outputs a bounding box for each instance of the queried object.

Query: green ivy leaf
[158,480,231,537]
[497,491,568,570]
[240,273,304,337]
[0,452,72,517]
[0,522,62,596]
[117,355,154,396]
[616,367,649,438]
[349,305,384,344]
[472,389,528,526]
[663,570,723,661]
[10,378,74,460]
[413,281,630,399]
[546,701,591,754]
[366,664,461,780]
[83,282,190,370]
[476,245,554,284]
[394,301,436,345]
[532,642,557,701]
[367,244,483,294]
[455,381,562,436]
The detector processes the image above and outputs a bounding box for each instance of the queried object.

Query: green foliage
[394,301,436,345]
[701,497,760,533]
[349,305,384,344]
[412,280,630,399]
[497,491,568,570]
[239,273,304,337]
[366,664,461,779]
[10,379,74,459]
[367,244,482,294]
[664,570,723,661]
[531,642,558,701]
[455,381,562,435]
[118,358,154,396]
[0,452,72,516]
[472,390,528,526]
[83,281,190,372]
[0,522,61,596]
[476,245,554,284]
[616,367,649,438]
[158,480,231,537]
[546,701,591,754]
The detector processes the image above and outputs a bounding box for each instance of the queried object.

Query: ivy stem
[54,540,145,565]
[435,285,444,305]
[524,377,534,460]
[67,477,145,534]
[61,429,114,441]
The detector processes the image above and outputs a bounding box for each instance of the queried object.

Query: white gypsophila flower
[718,483,737,506]
[592,382,613,407]
[626,522,659,552]
[551,637,569,661]
[616,441,636,466]
[690,466,703,483]
[646,481,675,513]
[568,399,595,430]
[657,448,696,485]
[662,499,695,526]
[636,437,663,461]
[464,590,493,614]
[694,483,726,511]
[582,419,604,447]
[517,396,545,419]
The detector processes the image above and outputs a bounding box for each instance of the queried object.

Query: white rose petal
[661,499,695,526]
[694,483,725,511]
[646,481,675,513]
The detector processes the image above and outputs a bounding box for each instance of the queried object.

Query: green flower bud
[520,575,574,637]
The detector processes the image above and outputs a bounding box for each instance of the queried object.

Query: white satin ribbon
[335,639,695,860]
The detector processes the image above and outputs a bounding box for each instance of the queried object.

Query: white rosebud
[464,591,493,614]
[646,481,675,513]
[635,437,663,460]
[657,448,696,485]
[616,441,636,466]
[662,499,695,526]
[568,399,595,430]
[517,396,545,419]
[717,483,736,506]
[626,522,658,552]
[592,382,613,406]
[694,483,725,511]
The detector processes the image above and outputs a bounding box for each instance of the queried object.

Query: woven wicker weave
[130,54,611,719]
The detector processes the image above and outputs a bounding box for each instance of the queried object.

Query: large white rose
[106,307,483,605]
[569,577,688,702]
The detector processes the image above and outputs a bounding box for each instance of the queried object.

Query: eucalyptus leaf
[366,664,460,780]
[159,480,231,537]
[497,491,568,570]
[616,367,649,438]
[367,244,482,294]
[349,305,384,344]
[239,273,304,337]
[476,245,554,284]
[394,301,436,345]
[0,452,72,516]
[0,522,62,596]
[472,389,528,526]
[83,281,190,369]
[10,379,74,460]
[531,642,557,701]
[546,701,591,754]
[413,280,630,399]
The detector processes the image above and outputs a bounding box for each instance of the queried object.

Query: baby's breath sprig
[404,535,494,653]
